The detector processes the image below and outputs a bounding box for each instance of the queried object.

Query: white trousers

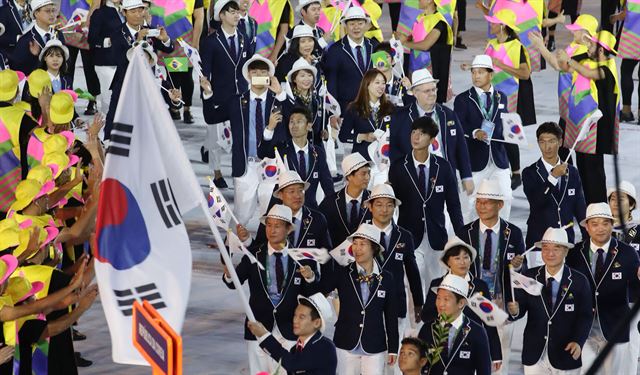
[524,347,581,375]
[625,303,640,375]
[465,163,512,223]
[247,326,295,374]
[414,234,447,300]
[496,321,514,375]
[581,323,628,375]
[337,348,386,375]
[206,121,229,171]
[94,65,116,112]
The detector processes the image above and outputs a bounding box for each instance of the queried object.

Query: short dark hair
[289,37,321,60]
[411,116,439,138]
[221,0,240,14]
[441,245,473,267]
[247,59,270,72]
[536,122,563,140]
[401,337,428,358]
[289,106,312,123]
[298,298,321,322]
[373,42,392,56]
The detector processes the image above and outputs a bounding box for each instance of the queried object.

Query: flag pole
[199,199,256,322]
[509,264,516,303]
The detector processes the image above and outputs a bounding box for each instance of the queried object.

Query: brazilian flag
[164,57,189,73]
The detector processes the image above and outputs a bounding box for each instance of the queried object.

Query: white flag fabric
[94,47,202,365]
[177,38,203,80]
[575,109,603,144]
[389,36,405,78]
[274,147,290,173]
[329,239,355,266]
[368,127,390,170]
[501,113,528,146]
[467,293,509,327]
[207,177,232,229]
[215,121,232,153]
[288,248,332,264]
[228,231,264,270]
[510,268,544,296]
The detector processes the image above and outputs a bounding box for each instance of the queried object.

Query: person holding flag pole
[507,227,593,375]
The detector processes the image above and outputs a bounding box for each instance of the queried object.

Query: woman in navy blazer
[321,224,398,374]
[339,69,395,160]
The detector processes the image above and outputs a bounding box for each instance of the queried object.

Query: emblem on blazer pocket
[395,253,403,260]
[396,243,405,249]
[567,292,574,300]
[565,304,574,312]
[459,351,471,359]
[435,185,444,193]
[294,277,302,285]
[506,253,515,260]
[313,172,318,178]
[612,272,622,280]
[383,115,391,122]
[613,261,621,268]
[377,290,386,298]
[568,189,575,196]
[307,239,315,246]
[447,120,455,127]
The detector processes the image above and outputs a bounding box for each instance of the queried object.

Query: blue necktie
[483,229,493,271]
[417,164,426,197]
[484,92,492,112]
[228,35,237,61]
[255,98,263,151]
[355,45,365,72]
[349,199,359,230]
[298,150,306,180]
[44,33,51,43]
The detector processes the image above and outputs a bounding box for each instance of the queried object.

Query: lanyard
[264,252,288,288]
[479,92,495,121]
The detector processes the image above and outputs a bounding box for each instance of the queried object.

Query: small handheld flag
[288,248,332,264]
[501,113,528,146]
[467,293,509,327]
[510,268,543,296]
[228,231,264,270]
[329,239,355,266]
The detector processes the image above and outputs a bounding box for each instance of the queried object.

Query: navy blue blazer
[421,273,502,362]
[338,106,393,159]
[389,102,472,179]
[321,262,399,354]
[238,17,257,56]
[522,159,587,248]
[458,218,525,302]
[261,140,334,208]
[229,90,287,177]
[259,330,337,375]
[453,87,509,171]
[323,36,377,111]
[0,1,28,57]
[388,154,463,250]
[109,23,174,71]
[510,266,592,370]
[318,188,372,247]
[565,237,640,343]
[418,315,492,375]
[222,244,318,341]
[88,6,123,66]
[251,206,333,251]
[201,29,249,124]
[363,221,423,318]
[11,28,65,75]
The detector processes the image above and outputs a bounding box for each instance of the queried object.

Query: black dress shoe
[620,111,635,123]
[75,352,92,367]
[183,110,194,124]
[200,146,209,163]
[170,109,181,120]
[72,328,86,341]
[213,177,228,189]
[83,101,97,116]
[511,174,522,190]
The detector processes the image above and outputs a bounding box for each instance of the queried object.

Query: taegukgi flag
[94,47,203,365]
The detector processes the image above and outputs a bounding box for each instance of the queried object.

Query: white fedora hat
[410,68,438,90]
[348,223,384,253]
[260,204,294,225]
[364,183,402,207]
[291,24,316,40]
[341,153,372,177]
[580,202,614,227]
[340,6,370,25]
[297,293,334,332]
[471,54,494,71]
[287,57,317,84]
[439,236,477,269]
[273,170,310,198]
[121,0,145,10]
[534,227,574,249]
[431,274,469,298]
[31,0,55,15]
[39,39,70,61]
[296,0,321,13]
[242,55,275,83]
[607,181,637,205]
[213,0,238,21]
[475,179,507,201]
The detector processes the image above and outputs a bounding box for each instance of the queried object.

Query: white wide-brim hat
[439,236,477,269]
[471,54,494,71]
[341,153,373,177]
[273,170,310,198]
[39,39,70,61]
[296,0,321,13]
[580,202,614,227]
[534,227,574,249]
[475,179,507,201]
[340,6,371,26]
[291,24,316,40]
[31,0,55,15]
[242,55,275,83]
[364,183,402,207]
[297,293,334,332]
[213,0,238,22]
[287,57,317,85]
[348,223,384,253]
[410,68,438,89]
[260,204,294,225]
[122,0,145,10]
[607,180,637,205]
[431,274,469,298]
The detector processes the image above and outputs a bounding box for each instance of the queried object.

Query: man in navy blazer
[247,293,338,375]
[228,55,287,225]
[202,0,250,188]
[418,274,492,375]
[0,0,31,59]
[388,116,463,289]
[507,228,593,374]
[565,203,640,373]
[323,6,378,112]
[10,0,65,75]
[222,205,318,374]
[319,153,372,247]
[523,122,587,266]
[453,54,512,222]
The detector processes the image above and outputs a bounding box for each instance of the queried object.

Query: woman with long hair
[275,24,322,84]
[339,69,395,159]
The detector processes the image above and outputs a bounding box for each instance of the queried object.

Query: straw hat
[431,274,469,298]
[534,227,574,249]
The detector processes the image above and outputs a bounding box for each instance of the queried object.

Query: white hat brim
[364,194,402,207]
[287,65,318,85]
[273,181,311,198]
[534,240,574,249]
[343,160,373,177]
[431,284,468,298]
[580,214,615,227]
[242,56,276,84]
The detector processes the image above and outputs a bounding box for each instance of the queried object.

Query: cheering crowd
[0,0,639,374]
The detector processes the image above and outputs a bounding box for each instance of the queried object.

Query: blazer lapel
[467,222,480,278]
[550,267,573,317]
[535,267,553,318]
[402,155,425,201]
[436,104,448,156]
[335,189,350,233]
[381,225,401,267]
[425,155,440,201]
[349,264,366,308]
[445,317,471,369]
[297,207,313,247]
[340,38,362,75]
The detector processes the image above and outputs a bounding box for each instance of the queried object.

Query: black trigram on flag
[150,178,182,228]
[113,283,166,316]
[107,122,133,157]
